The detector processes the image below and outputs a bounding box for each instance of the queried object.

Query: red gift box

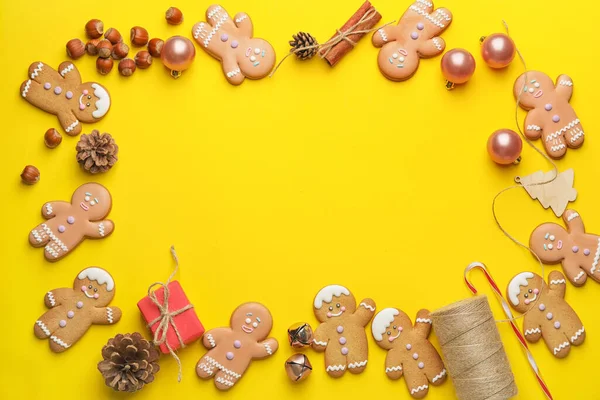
[137,280,205,354]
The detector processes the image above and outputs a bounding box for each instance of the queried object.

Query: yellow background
[0,0,598,398]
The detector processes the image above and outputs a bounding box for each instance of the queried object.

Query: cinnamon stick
[319,1,382,67]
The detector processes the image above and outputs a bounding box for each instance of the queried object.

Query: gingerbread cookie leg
[569,326,585,346]
[29,224,50,247]
[214,370,239,390]
[48,330,74,353]
[542,328,572,358]
[346,345,368,374]
[196,354,218,378]
[325,347,348,378]
[34,308,64,339]
[404,366,430,399]
[222,56,244,86]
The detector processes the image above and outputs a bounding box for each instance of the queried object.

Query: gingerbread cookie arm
[85,220,114,239]
[253,338,278,359]
[232,12,252,36]
[57,110,81,136]
[548,271,567,298]
[523,110,544,140]
[372,25,397,47]
[354,298,376,326]
[413,309,432,338]
[384,349,404,380]
[563,210,585,233]
[311,324,328,351]
[555,74,574,101]
[44,288,72,308]
[41,201,70,219]
[523,316,542,343]
[202,328,229,349]
[57,62,81,84]
[91,306,122,325]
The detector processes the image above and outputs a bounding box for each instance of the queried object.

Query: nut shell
[96,57,114,75]
[97,39,113,58]
[44,128,62,148]
[66,39,86,59]
[85,19,104,39]
[165,7,184,25]
[112,42,129,59]
[20,165,40,185]
[130,26,149,47]
[104,27,123,44]
[86,39,101,55]
[134,51,152,69]
[118,58,136,76]
[147,38,164,57]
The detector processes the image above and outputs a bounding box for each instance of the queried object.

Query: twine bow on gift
[146,246,193,382]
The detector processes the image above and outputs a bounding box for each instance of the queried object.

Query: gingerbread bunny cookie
[514,71,583,159]
[34,267,122,352]
[507,270,585,358]
[372,308,446,398]
[372,0,452,81]
[20,62,110,135]
[192,5,275,85]
[29,183,114,261]
[530,209,600,286]
[196,302,278,390]
[311,285,376,377]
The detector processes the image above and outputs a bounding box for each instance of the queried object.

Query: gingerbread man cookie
[530,209,600,286]
[192,5,275,85]
[29,183,114,261]
[372,0,452,81]
[20,62,110,135]
[372,308,446,398]
[311,285,376,377]
[34,267,122,352]
[513,71,583,159]
[507,270,585,358]
[196,302,278,390]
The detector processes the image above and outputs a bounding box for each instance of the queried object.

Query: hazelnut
[147,38,164,57]
[165,7,184,25]
[96,39,113,58]
[66,39,86,59]
[96,57,114,75]
[85,19,104,39]
[21,165,40,185]
[134,51,152,69]
[104,27,123,44]
[44,128,62,148]
[86,39,101,55]
[130,26,149,47]
[118,58,136,76]
[112,42,129,59]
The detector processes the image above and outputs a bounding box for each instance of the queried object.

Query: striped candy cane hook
[464,262,553,400]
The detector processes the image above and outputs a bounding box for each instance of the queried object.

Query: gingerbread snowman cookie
[507,270,585,358]
[514,71,583,159]
[311,285,376,377]
[192,5,275,85]
[196,302,278,390]
[372,0,452,81]
[20,61,110,135]
[34,267,122,352]
[372,308,446,398]
[29,183,114,261]
[530,209,600,286]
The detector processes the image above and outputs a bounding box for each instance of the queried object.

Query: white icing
[386,365,402,373]
[411,385,429,395]
[42,224,68,252]
[545,119,580,141]
[432,369,446,383]
[415,317,432,324]
[216,376,234,387]
[32,229,42,243]
[264,343,273,355]
[207,333,216,348]
[550,143,566,152]
[226,68,241,78]
[570,128,584,142]
[326,364,346,372]
[571,327,584,342]
[30,62,43,79]
[508,272,534,306]
[418,0,433,6]
[106,307,114,323]
[45,203,53,215]
[409,5,450,28]
[574,271,585,282]
[50,335,70,349]
[91,83,110,119]
[559,80,573,86]
[78,267,114,291]
[313,339,328,346]
[591,239,600,274]
[372,308,399,341]
[567,212,580,222]
[527,124,542,131]
[207,6,222,19]
[553,341,570,355]
[205,355,241,378]
[360,302,375,311]
[45,244,59,258]
[60,63,74,77]
[65,120,79,133]
[378,28,388,42]
[47,291,56,307]
[235,15,248,23]
[198,11,228,47]
[98,222,105,237]
[524,327,541,336]
[197,363,214,374]
[36,320,51,336]
[348,360,367,369]
[549,279,566,285]
[314,285,350,309]
[432,37,442,51]
[22,79,31,97]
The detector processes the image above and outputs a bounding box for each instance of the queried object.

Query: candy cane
[464,262,553,400]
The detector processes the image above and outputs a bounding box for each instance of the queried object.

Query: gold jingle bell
[285,354,312,383]
[287,322,313,348]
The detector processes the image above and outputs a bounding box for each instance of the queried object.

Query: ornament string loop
[146,246,193,382]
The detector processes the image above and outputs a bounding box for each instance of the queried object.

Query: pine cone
[76,130,118,174]
[98,333,160,393]
[289,32,319,60]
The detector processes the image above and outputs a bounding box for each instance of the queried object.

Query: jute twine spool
[431,295,518,400]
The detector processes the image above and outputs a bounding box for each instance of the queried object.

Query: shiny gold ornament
[287,322,313,348]
[284,354,312,383]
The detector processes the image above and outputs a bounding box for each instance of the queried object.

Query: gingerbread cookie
[34,267,121,352]
[513,71,583,159]
[372,308,446,398]
[29,183,114,261]
[372,0,452,81]
[507,270,585,358]
[311,285,375,377]
[530,209,600,286]
[196,302,278,390]
[20,62,110,135]
[192,5,275,85]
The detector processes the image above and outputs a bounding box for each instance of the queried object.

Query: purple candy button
[417,23,424,30]
[545,104,552,111]
[65,91,73,99]
[59,320,67,328]
[58,225,66,233]
[231,40,239,49]
[76,301,84,309]
[410,32,419,40]
[226,352,234,360]
[584,249,591,256]
[572,246,579,253]
[552,115,560,123]
[339,337,346,345]
[67,311,75,318]
[221,33,229,42]
[54,87,62,95]
[234,340,241,348]
[337,326,344,333]
[341,347,349,355]
[67,216,75,224]
[44,83,51,90]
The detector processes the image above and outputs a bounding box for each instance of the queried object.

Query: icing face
[72,276,115,306]
[378,44,420,80]
[71,183,112,220]
[513,71,555,110]
[507,273,544,314]
[237,39,275,79]
[73,82,111,122]
[230,302,273,340]
[530,224,568,263]
[372,308,411,350]
[313,292,357,323]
